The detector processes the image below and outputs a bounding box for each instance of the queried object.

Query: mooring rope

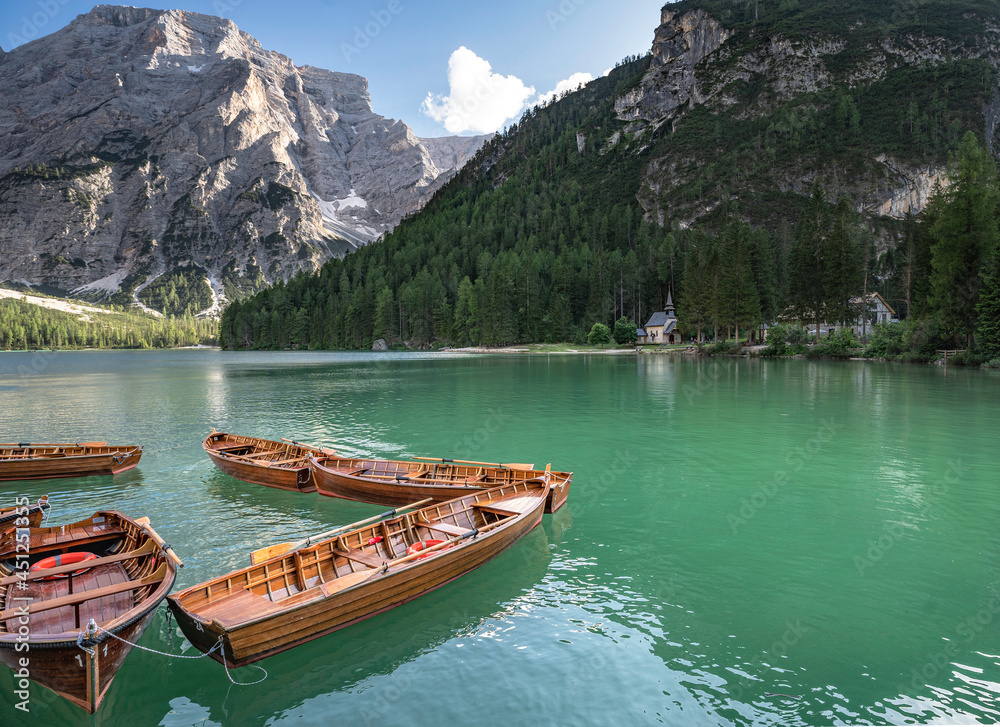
[77,622,267,686]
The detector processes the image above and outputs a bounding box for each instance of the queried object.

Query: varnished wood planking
[311,455,573,513]
[169,481,548,667]
[203,432,323,493]
[0,445,141,481]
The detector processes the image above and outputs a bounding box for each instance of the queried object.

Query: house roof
[636,328,646,337]
[849,292,896,316]
[664,320,676,336]
[644,311,669,328]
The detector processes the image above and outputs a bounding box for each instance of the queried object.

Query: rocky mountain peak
[0,6,489,312]
[80,5,167,28]
[615,8,730,126]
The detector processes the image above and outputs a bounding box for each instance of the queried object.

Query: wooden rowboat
[0,496,50,530]
[0,442,142,481]
[310,455,572,513]
[203,431,330,493]
[167,479,549,667]
[0,511,182,713]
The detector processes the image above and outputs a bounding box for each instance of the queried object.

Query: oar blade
[320,568,379,595]
[250,542,294,565]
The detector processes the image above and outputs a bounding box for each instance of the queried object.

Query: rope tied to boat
[77,620,267,686]
[39,496,50,523]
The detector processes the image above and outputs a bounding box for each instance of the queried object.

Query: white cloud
[537,72,594,106]
[421,47,536,135]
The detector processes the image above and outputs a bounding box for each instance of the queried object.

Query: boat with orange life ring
[0,511,181,713]
[406,539,454,560]
[29,551,98,580]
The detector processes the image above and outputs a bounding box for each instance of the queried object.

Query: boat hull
[0,448,141,481]
[0,499,50,530]
[203,432,318,493]
[205,448,313,493]
[169,484,547,667]
[311,457,572,514]
[0,600,162,713]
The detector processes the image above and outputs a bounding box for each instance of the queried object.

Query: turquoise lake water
[0,350,997,726]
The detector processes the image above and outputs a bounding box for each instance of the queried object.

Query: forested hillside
[220,0,1000,358]
[0,296,217,349]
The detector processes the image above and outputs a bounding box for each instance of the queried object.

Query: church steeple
[665,289,675,318]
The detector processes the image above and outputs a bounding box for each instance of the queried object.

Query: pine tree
[928,132,1000,346]
[976,258,1000,359]
[825,197,863,326]
[718,222,762,343]
[790,182,829,338]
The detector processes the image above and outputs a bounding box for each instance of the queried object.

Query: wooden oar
[134,516,184,568]
[0,540,157,585]
[413,457,535,470]
[249,498,434,565]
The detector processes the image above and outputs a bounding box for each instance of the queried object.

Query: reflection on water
[0,352,998,726]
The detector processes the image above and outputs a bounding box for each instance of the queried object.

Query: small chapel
[637,292,681,345]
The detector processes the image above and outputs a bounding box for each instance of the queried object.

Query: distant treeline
[0,298,217,349]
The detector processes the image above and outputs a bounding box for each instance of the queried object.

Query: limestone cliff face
[615,8,730,126]
[0,6,488,305]
[617,3,1000,230]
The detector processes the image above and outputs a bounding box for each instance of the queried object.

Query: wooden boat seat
[270,456,309,466]
[419,520,468,537]
[199,589,286,626]
[35,524,128,551]
[474,505,519,518]
[333,548,385,568]
[476,496,538,514]
[214,444,251,453]
[464,475,486,484]
[3,563,135,635]
[241,451,281,459]
[0,562,168,624]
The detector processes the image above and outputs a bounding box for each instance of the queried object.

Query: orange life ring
[29,551,98,579]
[406,539,451,560]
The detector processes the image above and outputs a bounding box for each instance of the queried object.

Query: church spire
[665,288,675,318]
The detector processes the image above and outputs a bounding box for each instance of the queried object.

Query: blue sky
[0,0,663,137]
